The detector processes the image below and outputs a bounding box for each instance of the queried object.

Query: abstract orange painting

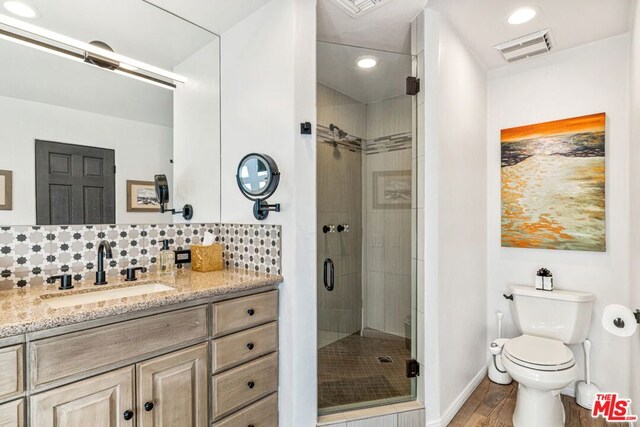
[501,113,606,251]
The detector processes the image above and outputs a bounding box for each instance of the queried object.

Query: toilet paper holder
[613,309,640,328]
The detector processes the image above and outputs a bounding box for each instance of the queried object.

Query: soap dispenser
[158,239,175,276]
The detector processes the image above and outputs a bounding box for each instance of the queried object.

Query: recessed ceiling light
[3,1,39,18]
[507,7,537,25]
[356,56,377,69]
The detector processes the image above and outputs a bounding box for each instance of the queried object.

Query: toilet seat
[503,334,575,372]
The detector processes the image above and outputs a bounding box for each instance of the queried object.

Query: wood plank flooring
[448,376,627,427]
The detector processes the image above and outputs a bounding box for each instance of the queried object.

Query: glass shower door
[316,41,418,414]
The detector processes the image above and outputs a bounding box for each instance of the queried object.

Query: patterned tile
[100,225,144,278]
[46,225,101,283]
[0,222,281,288]
[0,226,48,288]
[218,224,281,275]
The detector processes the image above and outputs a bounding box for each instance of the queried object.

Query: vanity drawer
[0,345,23,401]
[212,322,278,373]
[212,291,278,337]
[212,393,277,427]
[29,305,207,388]
[211,352,278,420]
[0,399,23,427]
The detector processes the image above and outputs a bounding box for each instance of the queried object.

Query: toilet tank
[510,285,594,344]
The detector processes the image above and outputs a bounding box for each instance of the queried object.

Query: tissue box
[191,244,223,272]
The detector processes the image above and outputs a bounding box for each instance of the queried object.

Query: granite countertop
[0,268,283,338]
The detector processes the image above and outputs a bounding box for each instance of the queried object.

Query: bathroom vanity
[0,269,282,426]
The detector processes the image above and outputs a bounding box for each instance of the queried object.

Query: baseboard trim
[562,384,576,398]
[427,366,488,427]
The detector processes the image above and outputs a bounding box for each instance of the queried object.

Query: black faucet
[95,240,113,285]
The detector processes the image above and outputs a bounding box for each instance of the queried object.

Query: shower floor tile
[318,330,412,409]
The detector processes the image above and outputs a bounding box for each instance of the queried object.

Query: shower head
[329,124,348,139]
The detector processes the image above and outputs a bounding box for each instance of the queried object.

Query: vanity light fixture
[356,56,377,69]
[2,1,38,19]
[507,7,538,25]
[0,13,187,90]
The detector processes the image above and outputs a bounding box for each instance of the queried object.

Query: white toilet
[501,285,594,427]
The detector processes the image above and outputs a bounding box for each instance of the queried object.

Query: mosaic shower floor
[318,330,412,410]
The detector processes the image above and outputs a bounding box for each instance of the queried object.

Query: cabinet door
[137,344,208,427]
[0,399,24,427]
[30,366,135,427]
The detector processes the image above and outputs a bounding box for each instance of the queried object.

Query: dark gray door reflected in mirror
[35,140,115,225]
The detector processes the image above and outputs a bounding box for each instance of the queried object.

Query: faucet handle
[47,274,74,290]
[123,267,147,282]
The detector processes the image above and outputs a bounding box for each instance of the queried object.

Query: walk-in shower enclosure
[316,41,418,414]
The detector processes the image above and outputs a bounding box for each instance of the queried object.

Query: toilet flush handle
[503,294,513,301]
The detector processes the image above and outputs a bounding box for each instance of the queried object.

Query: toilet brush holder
[576,339,600,409]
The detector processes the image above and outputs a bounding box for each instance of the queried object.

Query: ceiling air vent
[494,29,552,63]
[328,0,388,18]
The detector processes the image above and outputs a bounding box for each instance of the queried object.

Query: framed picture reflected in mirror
[126,180,160,213]
[0,170,12,211]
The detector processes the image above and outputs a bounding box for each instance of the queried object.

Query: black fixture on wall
[154,174,194,220]
[236,153,281,220]
[301,122,312,135]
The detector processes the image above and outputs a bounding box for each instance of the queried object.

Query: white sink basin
[43,283,175,309]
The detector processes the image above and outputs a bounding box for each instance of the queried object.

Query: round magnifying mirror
[236,154,280,200]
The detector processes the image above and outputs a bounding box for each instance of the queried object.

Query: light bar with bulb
[0,13,187,89]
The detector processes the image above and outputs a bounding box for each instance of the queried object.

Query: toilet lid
[503,335,575,371]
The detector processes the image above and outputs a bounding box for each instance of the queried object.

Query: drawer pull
[248,425,255,427]
[247,380,255,389]
[123,410,134,421]
[247,342,255,350]
[247,308,255,316]
[144,402,154,411]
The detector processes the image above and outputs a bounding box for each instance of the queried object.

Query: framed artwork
[373,170,411,209]
[126,180,160,212]
[501,112,606,251]
[0,170,12,211]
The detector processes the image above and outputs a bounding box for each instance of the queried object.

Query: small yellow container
[191,244,223,272]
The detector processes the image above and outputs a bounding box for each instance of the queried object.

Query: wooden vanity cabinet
[137,344,208,427]
[0,399,24,427]
[30,366,135,427]
[0,287,280,427]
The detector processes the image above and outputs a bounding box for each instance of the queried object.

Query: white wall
[629,0,640,416]
[421,9,488,424]
[220,0,317,425]
[173,38,221,223]
[0,95,173,225]
[487,35,631,398]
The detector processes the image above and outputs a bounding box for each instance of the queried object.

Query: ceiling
[144,0,273,35]
[429,0,633,70]
[317,42,412,103]
[317,0,428,54]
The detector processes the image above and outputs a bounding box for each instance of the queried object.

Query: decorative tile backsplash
[0,223,281,289]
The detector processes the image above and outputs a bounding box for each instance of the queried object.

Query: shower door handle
[323,258,335,291]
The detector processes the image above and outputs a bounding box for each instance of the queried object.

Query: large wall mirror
[0,0,221,226]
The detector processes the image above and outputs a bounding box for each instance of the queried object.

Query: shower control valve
[322,224,336,234]
[337,224,350,233]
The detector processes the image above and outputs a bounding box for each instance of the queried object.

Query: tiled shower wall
[362,95,413,337]
[0,223,281,289]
